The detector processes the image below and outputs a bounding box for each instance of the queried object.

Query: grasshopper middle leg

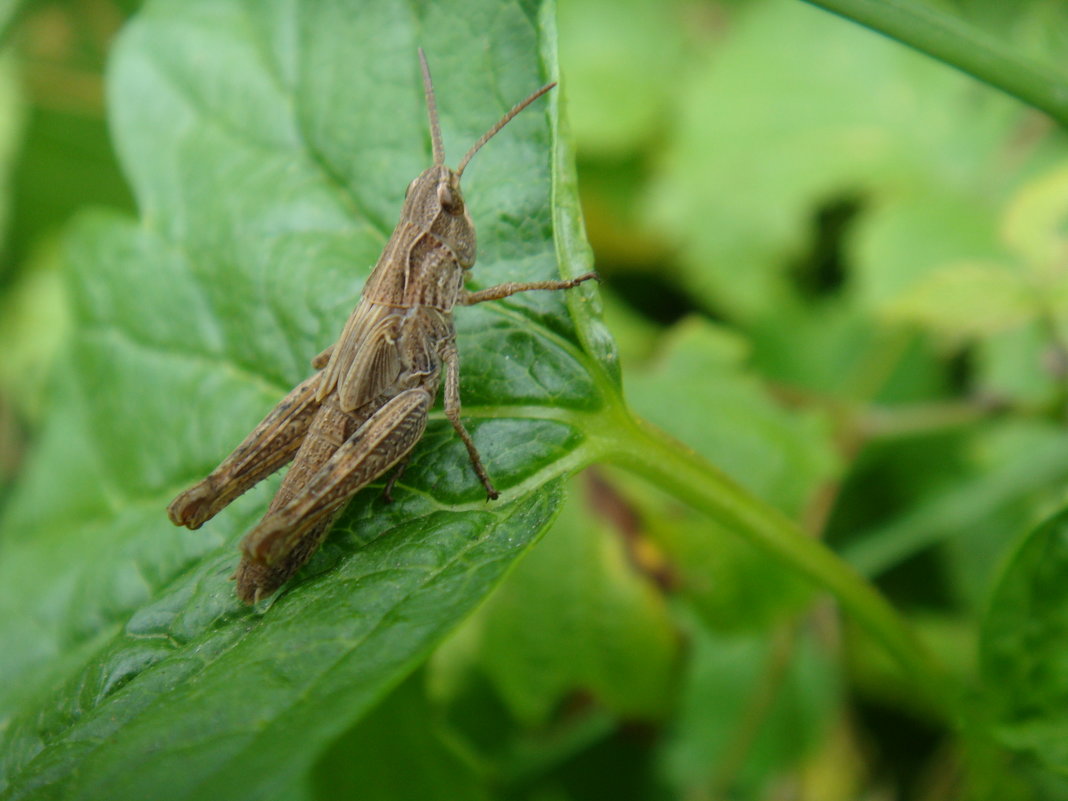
[441,340,499,500]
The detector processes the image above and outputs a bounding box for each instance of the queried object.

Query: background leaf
[305,672,488,801]
[981,508,1068,774]
[434,481,680,728]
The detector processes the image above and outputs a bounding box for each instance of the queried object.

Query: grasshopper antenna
[418,48,446,166]
[456,80,556,179]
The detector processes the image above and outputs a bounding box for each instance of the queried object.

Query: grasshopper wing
[318,303,404,412]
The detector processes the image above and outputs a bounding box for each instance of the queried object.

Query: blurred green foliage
[3,0,1068,799]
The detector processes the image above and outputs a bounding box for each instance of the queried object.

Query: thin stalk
[592,409,958,719]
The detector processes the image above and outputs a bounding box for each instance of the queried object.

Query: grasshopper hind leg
[168,372,324,530]
[234,388,432,603]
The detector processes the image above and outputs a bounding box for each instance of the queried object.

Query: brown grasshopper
[167,51,598,603]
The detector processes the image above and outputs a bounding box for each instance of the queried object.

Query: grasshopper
[167,51,598,603]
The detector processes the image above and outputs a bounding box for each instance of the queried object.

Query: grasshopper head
[416,50,555,270]
[403,164,476,268]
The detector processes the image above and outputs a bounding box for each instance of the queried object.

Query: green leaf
[866,162,1068,401]
[977,321,1062,406]
[0,240,70,424]
[627,318,838,518]
[853,189,1005,313]
[6,102,136,272]
[440,479,680,727]
[0,2,28,43]
[650,0,1025,320]
[657,612,839,799]
[557,0,689,156]
[875,163,1068,342]
[0,0,614,798]
[981,507,1068,773]
[305,672,488,801]
[844,421,1068,591]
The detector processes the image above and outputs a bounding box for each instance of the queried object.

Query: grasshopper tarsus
[168,53,596,602]
[381,455,411,504]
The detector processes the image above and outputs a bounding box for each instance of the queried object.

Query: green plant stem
[594,409,958,719]
[802,0,1068,127]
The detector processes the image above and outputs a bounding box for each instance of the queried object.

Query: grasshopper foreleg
[167,372,324,530]
[460,272,599,306]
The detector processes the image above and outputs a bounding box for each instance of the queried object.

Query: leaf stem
[593,409,959,718]
[802,0,1068,127]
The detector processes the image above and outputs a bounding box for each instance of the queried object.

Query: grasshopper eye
[437,182,462,214]
[436,182,453,208]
